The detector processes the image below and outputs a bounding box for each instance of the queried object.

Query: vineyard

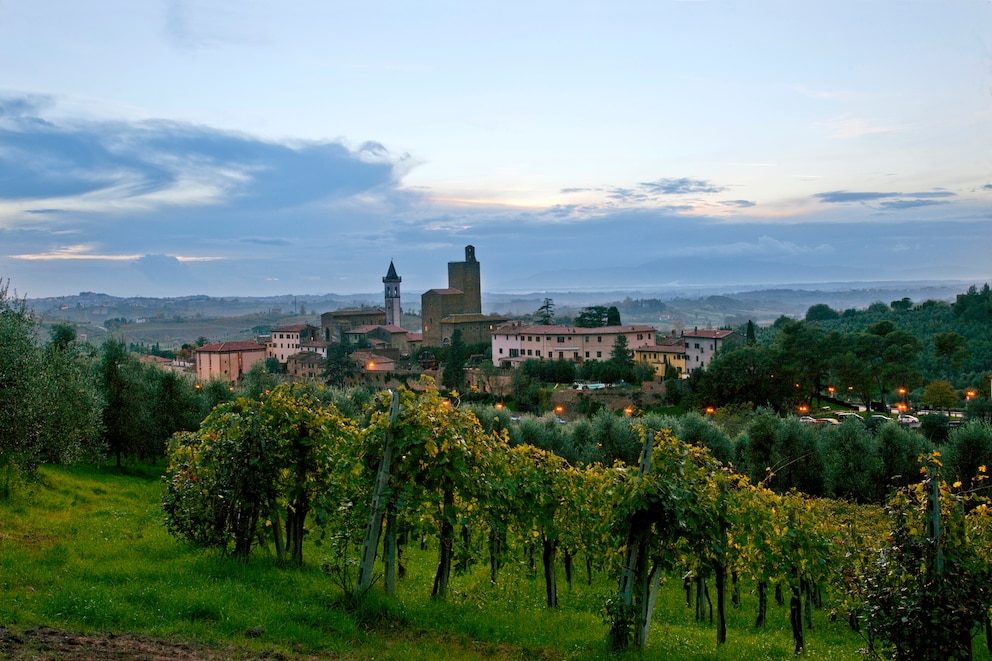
[157,380,992,659]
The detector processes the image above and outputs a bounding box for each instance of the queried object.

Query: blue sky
[1,1,990,298]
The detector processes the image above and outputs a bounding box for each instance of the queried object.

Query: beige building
[633,335,686,378]
[321,309,387,342]
[287,351,325,381]
[682,328,741,371]
[195,341,267,384]
[267,324,320,363]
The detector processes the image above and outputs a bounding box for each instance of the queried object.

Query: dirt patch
[0,626,243,661]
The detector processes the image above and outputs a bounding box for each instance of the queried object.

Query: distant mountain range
[28,280,973,327]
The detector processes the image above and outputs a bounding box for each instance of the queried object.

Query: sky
[1,1,990,299]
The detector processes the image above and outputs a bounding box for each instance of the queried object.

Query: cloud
[676,235,834,258]
[821,115,903,139]
[814,191,900,204]
[983,184,992,191]
[878,199,950,210]
[0,94,404,223]
[720,200,757,208]
[814,190,956,206]
[639,177,727,195]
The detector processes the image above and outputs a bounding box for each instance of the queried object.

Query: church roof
[384,260,400,281]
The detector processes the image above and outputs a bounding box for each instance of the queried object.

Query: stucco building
[195,341,267,384]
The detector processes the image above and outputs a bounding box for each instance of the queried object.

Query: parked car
[817,418,841,425]
[799,415,818,424]
[836,412,864,422]
[897,414,921,428]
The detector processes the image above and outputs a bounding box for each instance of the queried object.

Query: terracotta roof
[197,341,265,353]
[423,287,463,295]
[323,308,385,317]
[494,323,655,335]
[406,332,423,341]
[682,329,737,339]
[347,325,381,334]
[271,324,316,333]
[441,313,509,324]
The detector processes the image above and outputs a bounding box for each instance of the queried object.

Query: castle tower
[447,245,481,314]
[383,260,402,327]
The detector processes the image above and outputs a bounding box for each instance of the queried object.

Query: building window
[536,350,541,357]
[585,352,590,358]
[597,336,602,343]
[558,352,564,359]
[499,348,504,354]
[527,349,532,356]
[557,336,565,343]
[596,351,602,358]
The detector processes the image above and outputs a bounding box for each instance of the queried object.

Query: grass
[2,463,982,659]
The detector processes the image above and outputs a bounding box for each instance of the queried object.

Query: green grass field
[0,463,967,659]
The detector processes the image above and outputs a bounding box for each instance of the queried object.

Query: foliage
[854,457,992,660]
[953,283,992,323]
[922,380,958,411]
[536,297,555,325]
[163,383,361,564]
[441,328,467,391]
[1,280,104,484]
[805,303,840,321]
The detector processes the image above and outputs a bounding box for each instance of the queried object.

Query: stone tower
[446,245,481,314]
[383,260,401,327]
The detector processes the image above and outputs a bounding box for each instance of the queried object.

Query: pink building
[491,323,656,368]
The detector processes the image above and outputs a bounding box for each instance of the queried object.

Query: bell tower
[383,260,402,327]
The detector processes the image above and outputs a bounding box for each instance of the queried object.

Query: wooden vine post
[612,429,658,650]
[356,390,400,594]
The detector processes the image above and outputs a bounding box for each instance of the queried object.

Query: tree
[745,320,756,346]
[574,306,609,328]
[610,334,633,373]
[890,297,913,312]
[323,339,358,386]
[37,327,104,465]
[98,338,156,466]
[805,304,839,322]
[536,298,555,325]
[0,279,44,481]
[442,329,467,391]
[934,331,969,371]
[922,380,958,412]
[2,281,105,486]
[606,306,621,326]
[953,283,992,323]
